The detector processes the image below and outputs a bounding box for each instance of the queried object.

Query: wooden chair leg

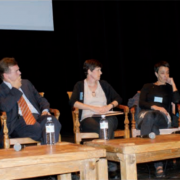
[3,118,10,149]
[131,107,136,138]
[124,108,130,138]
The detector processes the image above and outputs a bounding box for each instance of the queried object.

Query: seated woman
[69,59,122,178]
[69,59,122,139]
[138,60,180,177]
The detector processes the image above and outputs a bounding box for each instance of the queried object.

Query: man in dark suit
[0,57,61,146]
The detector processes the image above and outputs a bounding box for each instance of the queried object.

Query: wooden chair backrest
[67,91,130,144]
[67,91,72,99]
[39,92,44,97]
[67,91,82,135]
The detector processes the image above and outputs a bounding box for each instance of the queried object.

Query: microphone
[141,132,156,139]
[14,143,24,151]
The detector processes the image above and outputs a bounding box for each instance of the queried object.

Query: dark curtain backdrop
[1,1,180,135]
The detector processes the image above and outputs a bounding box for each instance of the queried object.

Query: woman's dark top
[69,80,122,121]
[139,83,180,114]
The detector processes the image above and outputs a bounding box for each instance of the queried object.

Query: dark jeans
[138,110,168,135]
[81,115,118,172]
[11,114,61,145]
[138,110,168,169]
[81,116,118,139]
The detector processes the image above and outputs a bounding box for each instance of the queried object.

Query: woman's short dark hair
[154,61,170,73]
[0,57,17,80]
[83,59,102,76]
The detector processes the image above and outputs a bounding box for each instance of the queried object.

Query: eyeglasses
[92,92,96,97]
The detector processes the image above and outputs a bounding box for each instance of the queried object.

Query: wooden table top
[0,142,106,169]
[84,134,180,154]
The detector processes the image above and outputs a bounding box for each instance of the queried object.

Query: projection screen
[0,0,54,31]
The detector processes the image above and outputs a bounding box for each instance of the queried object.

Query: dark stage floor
[24,134,180,180]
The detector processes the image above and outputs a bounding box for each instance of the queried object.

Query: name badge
[154,96,163,103]
[80,92,83,100]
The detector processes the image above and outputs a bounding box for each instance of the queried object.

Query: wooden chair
[67,91,130,144]
[1,92,61,149]
[130,103,180,138]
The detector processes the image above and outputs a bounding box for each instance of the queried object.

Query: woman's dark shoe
[155,166,165,178]
[108,161,120,179]
[108,171,120,179]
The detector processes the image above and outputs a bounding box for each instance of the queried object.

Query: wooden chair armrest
[177,104,180,111]
[116,104,129,113]
[130,106,136,131]
[1,112,6,116]
[50,108,60,120]
[9,138,40,146]
[1,112,7,126]
[130,106,136,114]
[177,104,180,128]
[73,107,79,114]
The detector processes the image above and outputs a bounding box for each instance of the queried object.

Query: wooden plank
[122,141,180,154]
[80,133,99,139]
[85,134,180,154]
[0,161,81,179]
[0,159,99,180]
[114,130,125,137]
[96,158,108,180]
[58,173,71,180]
[118,153,137,180]
[9,137,40,145]
[0,144,106,168]
[106,152,121,162]
[136,148,180,163]
[0,143,107,180]
[80,159,97,180]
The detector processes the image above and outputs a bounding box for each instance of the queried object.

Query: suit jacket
[0,79,50,135]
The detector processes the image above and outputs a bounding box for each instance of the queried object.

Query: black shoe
[155,167,165,178]
[108,170,120,179]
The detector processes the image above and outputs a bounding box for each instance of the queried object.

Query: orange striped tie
[18,96,36,125]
